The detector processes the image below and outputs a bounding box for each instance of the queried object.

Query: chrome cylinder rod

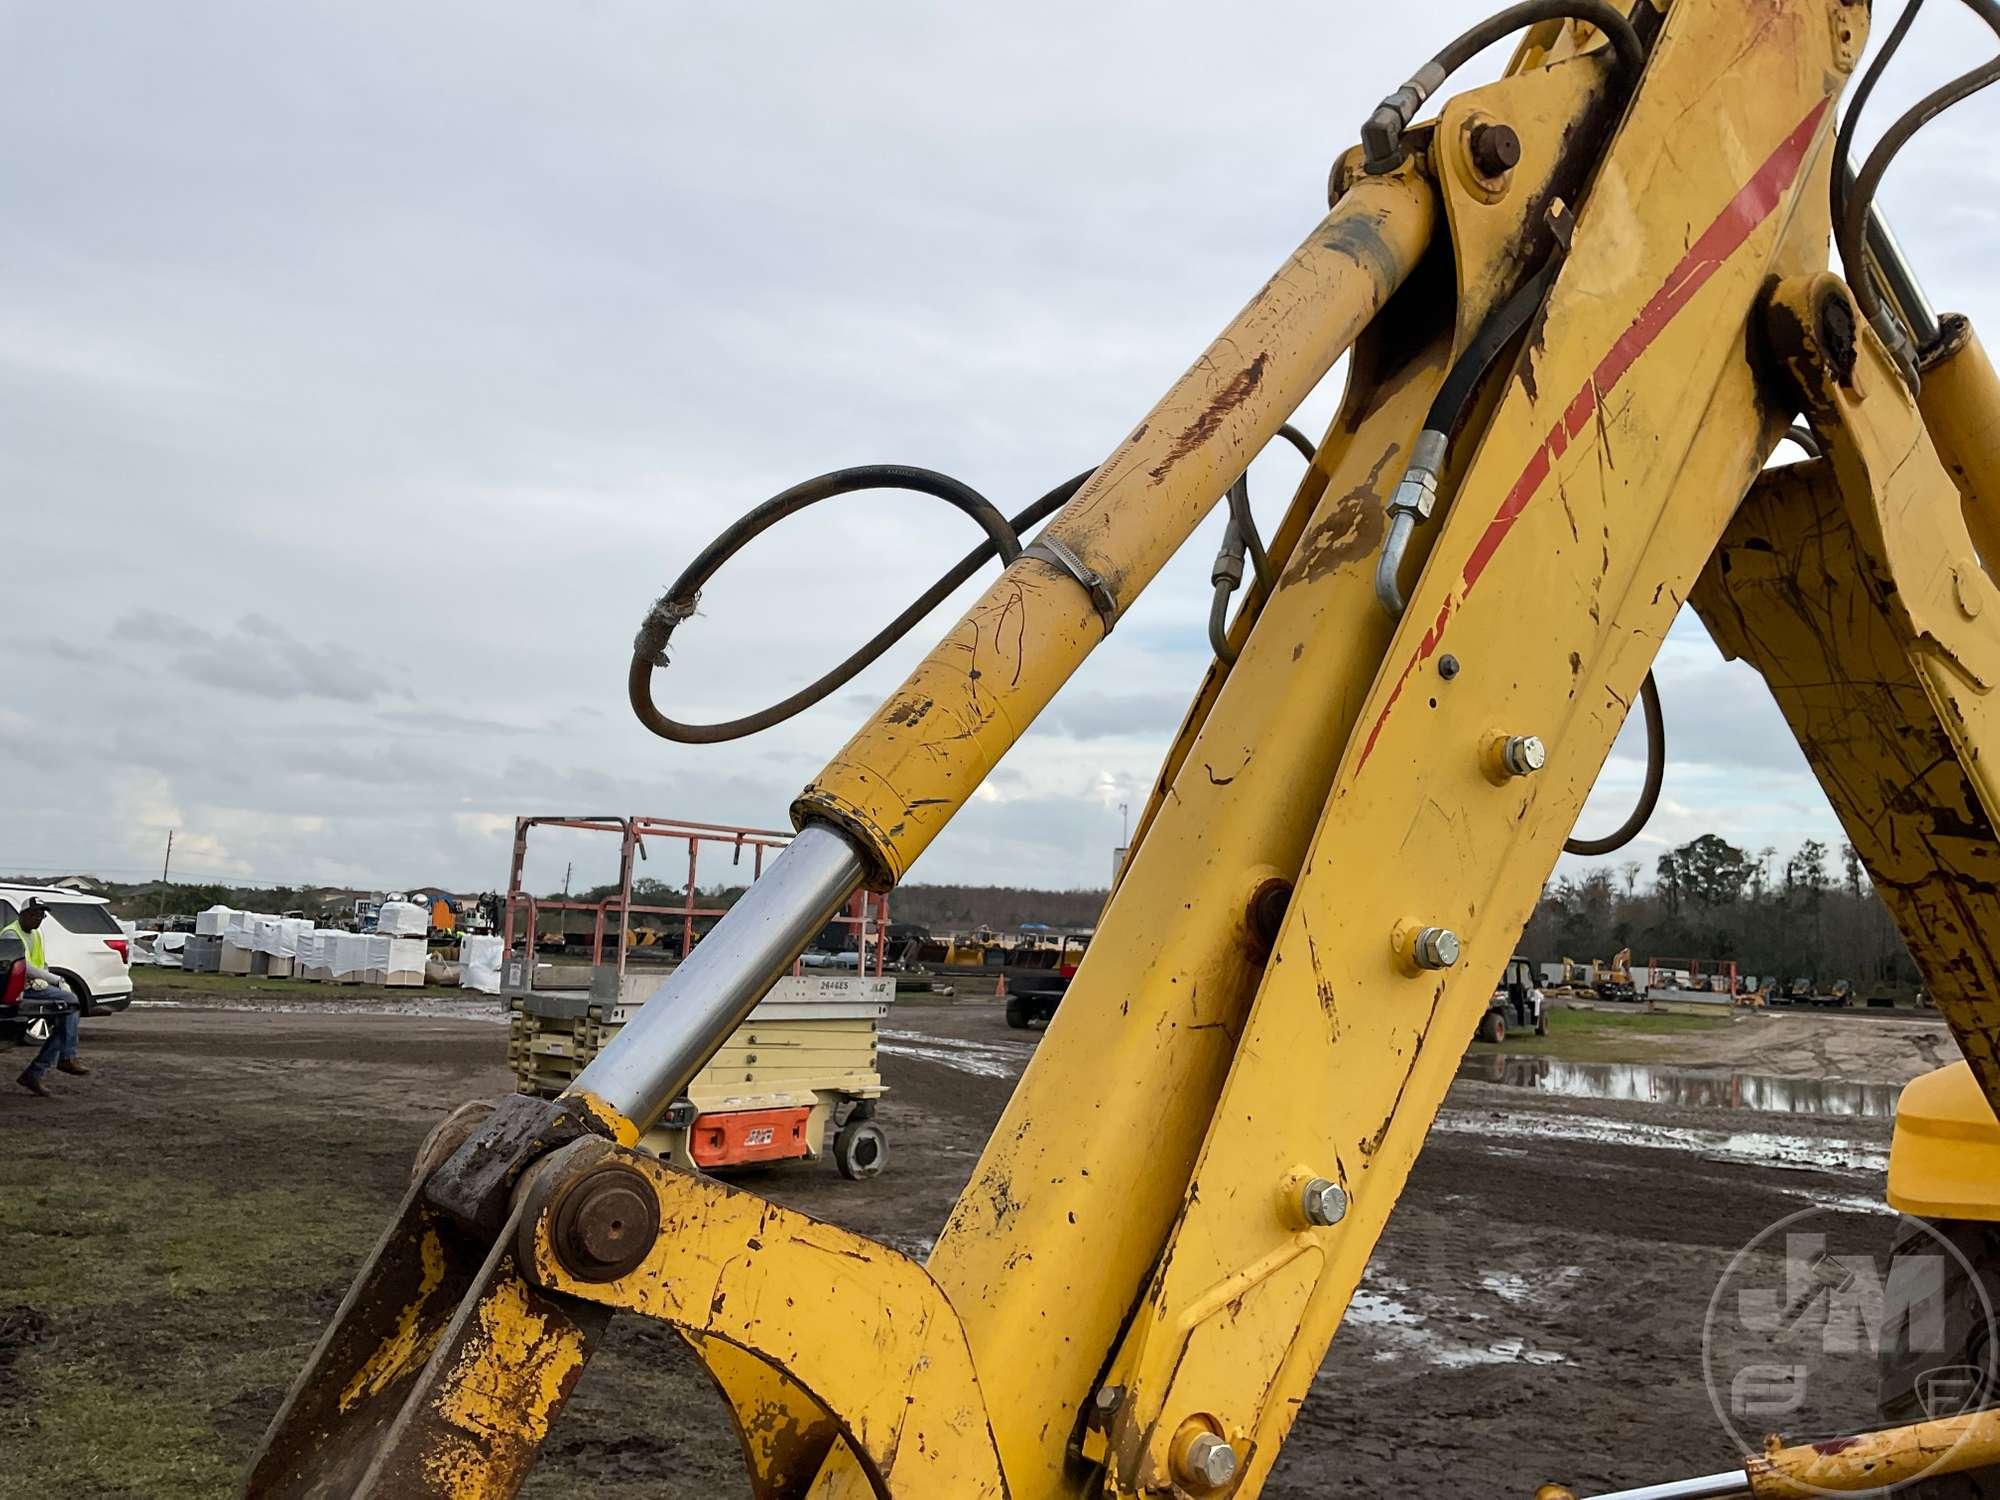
[563,821,866,1134]
[1579,1471,1748,1500]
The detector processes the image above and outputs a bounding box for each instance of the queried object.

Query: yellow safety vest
[0,920,46,971]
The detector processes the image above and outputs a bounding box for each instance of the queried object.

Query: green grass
[1492,1003,1734,1061]
[0,1161,387,1497]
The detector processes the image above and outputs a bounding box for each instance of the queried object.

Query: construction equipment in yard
[248,1,2000,1495]
[501,815,891,1176]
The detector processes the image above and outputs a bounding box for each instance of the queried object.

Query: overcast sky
[6,1,1997,899]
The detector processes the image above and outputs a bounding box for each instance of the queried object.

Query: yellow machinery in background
[246,1,2000,1495]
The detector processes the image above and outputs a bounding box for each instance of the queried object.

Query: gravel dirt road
[0,989,1948,1497]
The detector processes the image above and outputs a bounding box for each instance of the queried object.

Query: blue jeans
[23,1005,79,1081]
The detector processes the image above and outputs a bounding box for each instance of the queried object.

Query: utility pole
[156,829,175,921]
[1120,802,1130,845]
[562,862,573,902]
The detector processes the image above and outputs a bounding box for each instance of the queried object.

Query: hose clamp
[1023,536,1119,634]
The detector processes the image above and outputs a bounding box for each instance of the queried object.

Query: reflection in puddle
[1433,1107,1889,1176]
[1344,1274,1569,1369]
[1456,1055,1902,1118]
[879,1029,1036,1080]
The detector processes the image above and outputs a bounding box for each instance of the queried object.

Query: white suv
[0,884,134,1015]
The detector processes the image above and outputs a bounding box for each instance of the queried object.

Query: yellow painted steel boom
[247,0,2000,1495]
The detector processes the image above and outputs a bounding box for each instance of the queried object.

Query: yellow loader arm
[248,0,2000,1495]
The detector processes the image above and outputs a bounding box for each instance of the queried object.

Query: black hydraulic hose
[1839,0,2000,372]
[1429,0,1643,76]
[1831,0,1926,232]
[1225,422,1318,598]
[1208,423,1321,665]
[1432,257,1564,437]
[630,466,1088,744]
[1375,254,1566,618]
[1361,0,1645,172]
[636,425,1321,743]
[1563,670,1664,856]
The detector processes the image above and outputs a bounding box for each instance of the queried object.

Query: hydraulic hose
[1837,0,2000,378]
[1361,0,1645,172]
[1563,669,1664,856]
[1209,423,1319,664]
[631,466,1088,744]
[1375,253,1565,618]
[641,428,1320,741]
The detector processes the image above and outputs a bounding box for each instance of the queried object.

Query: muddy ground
[0,987,1957,1498]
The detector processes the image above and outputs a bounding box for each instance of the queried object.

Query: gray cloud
[6,1,1994,895]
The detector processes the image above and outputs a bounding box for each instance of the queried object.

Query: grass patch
[136,966,454,1003]
[0,1160,387,1497]
[1488,1003,1734,1062]
[0,1165,379,1313]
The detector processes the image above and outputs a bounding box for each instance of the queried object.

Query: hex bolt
[1438,653,1461,681]
[1469,121,1521,176]
[1176,1432,1240,1493]
[1499,734,1546,777]
[1412,926,1461,970]
[1301,1177,1348,1227]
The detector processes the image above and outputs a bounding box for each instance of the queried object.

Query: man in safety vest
[6,899,88,1096]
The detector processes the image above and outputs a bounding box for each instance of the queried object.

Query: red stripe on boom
[1352,96,1829,774]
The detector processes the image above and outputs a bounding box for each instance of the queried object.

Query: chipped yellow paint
[1079,4,1841,1491]
[432,1274,591,1457]
[1691,461,2000,1106]
[336,1226,450,1413]
[526,1142,1007,1497]
[1723,279,2000,1115]
[1747,1406,2000,1494]
[561,1085,641,1147]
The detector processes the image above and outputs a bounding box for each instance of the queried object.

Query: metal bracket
[1023,535,1119,634]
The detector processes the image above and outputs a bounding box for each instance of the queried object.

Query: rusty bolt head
[1301,1177,1349,1227]
[1469,121,1521,177]
[1177,1432,1240,1492]
[552,1164,659,1282]
[1246,878,1293,960]
[1815,290,1858,385]
[1438,654,1461,681]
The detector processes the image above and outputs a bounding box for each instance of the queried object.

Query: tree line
[1520,833,1917,991]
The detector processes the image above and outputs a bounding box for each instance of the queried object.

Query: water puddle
[1343,1272,1568,1369]
[880,1028,1035,1080]
[1433,1107,1888,1176]
[1456,1055,1902,1118]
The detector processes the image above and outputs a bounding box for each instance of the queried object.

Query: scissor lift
[501,815,893,1178]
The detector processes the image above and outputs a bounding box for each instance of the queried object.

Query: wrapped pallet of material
[299,931,343,982]
[332,933,371,984]
[196,905,233,937]
[385,937,426,987]
[375,901,428,938]
[182,933,222,972]
[156,932,188,969]
[460,935,503,995]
